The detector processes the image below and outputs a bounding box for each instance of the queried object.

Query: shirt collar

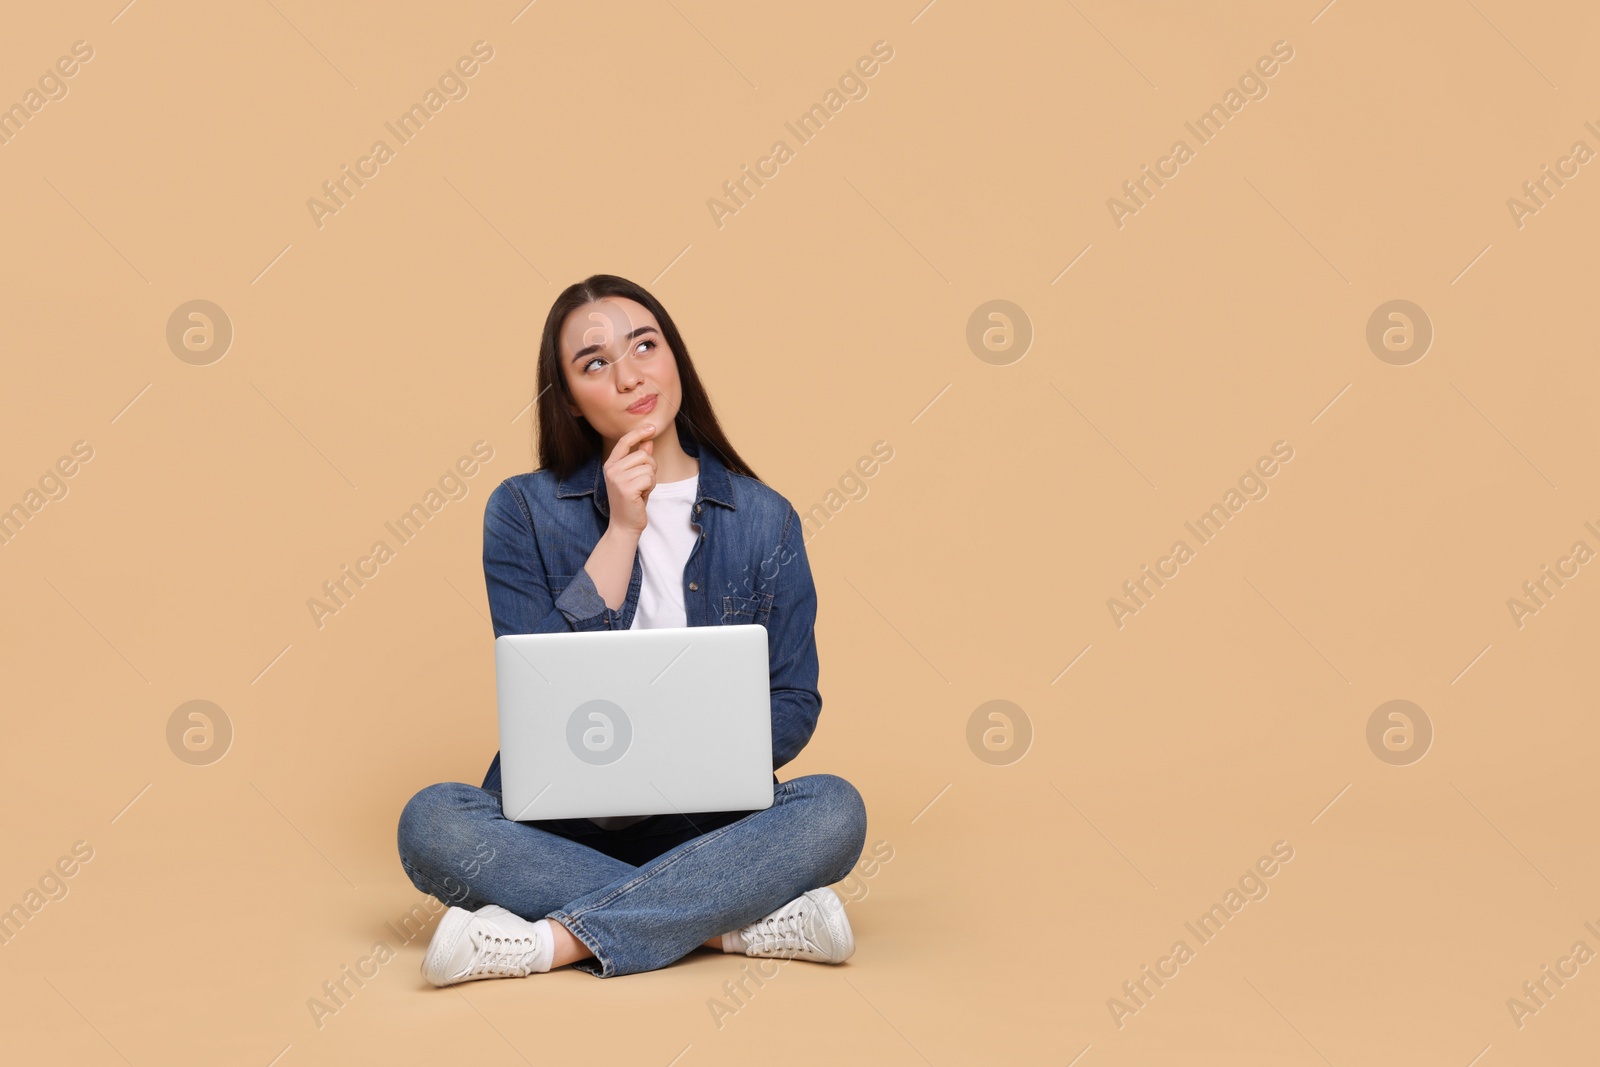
[556,421,735,516]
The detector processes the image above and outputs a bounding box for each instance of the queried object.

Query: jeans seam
[547,911,613,977]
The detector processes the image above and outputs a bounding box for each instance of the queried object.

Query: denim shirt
[477,425,822,794]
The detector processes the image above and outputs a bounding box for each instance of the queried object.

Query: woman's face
[559,296,682,448]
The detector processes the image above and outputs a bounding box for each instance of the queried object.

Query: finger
[610,450,656,477]
[627,472,655,500]
[608,423,658,462]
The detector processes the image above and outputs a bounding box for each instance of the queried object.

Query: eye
[634,339,656,356]
[582,356,607,374]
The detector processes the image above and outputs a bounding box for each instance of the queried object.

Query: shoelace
[469,926,543,977]
[743,905,816,958]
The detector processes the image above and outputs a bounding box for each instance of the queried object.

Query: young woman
[396,274,868,982]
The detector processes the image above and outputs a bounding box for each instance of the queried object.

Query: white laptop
[494,624,774,823]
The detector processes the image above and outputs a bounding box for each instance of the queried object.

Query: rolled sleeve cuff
[555,567,622,631]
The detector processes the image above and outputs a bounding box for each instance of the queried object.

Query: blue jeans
[396,755,868,977]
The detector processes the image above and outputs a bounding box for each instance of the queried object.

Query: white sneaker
[421,904,552,987]
[737,887,855,964]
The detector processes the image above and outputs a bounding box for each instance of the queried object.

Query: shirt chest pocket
[721,591,774,626]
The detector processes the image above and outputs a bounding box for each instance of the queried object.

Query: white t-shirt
[626,473,699,632]
[588,471,699,830]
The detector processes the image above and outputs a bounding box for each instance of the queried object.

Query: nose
[612,353,642,389]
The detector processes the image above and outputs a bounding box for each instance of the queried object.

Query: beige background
[2,0,1597,1063]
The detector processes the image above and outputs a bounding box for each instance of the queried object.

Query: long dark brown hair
[533,275,761,484]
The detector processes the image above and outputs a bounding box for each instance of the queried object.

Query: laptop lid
[494,624,774,822]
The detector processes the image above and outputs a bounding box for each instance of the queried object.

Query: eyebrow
[571,325,658,363]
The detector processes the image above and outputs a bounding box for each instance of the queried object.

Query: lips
[626,394,658,414]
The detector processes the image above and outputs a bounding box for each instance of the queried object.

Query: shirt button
[689,582,698,591]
